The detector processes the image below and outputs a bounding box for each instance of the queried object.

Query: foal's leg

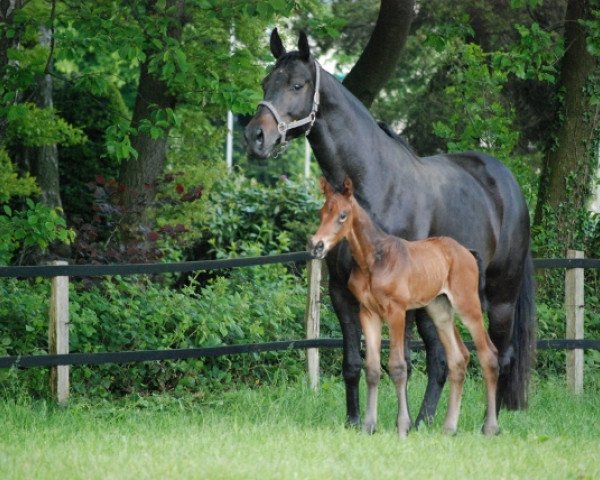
[387,306,412,438]
[426,297,469,435]
[359,306,382,435]
[452,287,501,435]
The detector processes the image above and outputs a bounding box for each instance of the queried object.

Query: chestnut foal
[310,177,500,438]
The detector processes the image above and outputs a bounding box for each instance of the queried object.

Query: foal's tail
[469,250,487,311]
[499,250,536,410]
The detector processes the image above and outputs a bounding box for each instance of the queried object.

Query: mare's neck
[345,198,389,273]
[307,67,421,197]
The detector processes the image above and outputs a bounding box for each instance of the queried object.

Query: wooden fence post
[565,250,584,394]
[49,260,69,404]
[304,258,322,391]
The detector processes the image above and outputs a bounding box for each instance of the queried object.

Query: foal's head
[310,177,355,259]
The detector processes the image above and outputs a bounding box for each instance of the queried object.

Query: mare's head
[244,28,319,158]
[310,177,355,259]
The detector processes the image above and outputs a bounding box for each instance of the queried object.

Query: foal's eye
[339,212,348,222]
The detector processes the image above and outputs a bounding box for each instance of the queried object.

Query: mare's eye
[339,212,348,223]
[292,83,303,91]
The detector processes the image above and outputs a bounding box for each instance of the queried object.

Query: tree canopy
[0,0,599,265]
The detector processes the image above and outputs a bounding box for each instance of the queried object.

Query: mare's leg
[425,297,469,435]
[485,253,534,412]
[415,308,448,426]
[360,306,382,435]
[486,289,519,412]
[388,306,411,438]
[327,246,363,427]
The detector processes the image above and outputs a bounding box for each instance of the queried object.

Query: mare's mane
[377,122,419,157]
[268,53,420,161]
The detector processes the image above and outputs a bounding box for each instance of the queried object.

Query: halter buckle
[273,140,289,158]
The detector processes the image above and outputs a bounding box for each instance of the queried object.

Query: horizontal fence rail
[1,254,598,279]
[2,339,600,370]
[0,251,313,278]
[1,250,599,400]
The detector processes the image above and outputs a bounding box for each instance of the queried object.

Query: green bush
[203,174,321,257]
[0,248,342,398]
[0,173,341,399]
[0,148,39,203]
[0,200,75,265]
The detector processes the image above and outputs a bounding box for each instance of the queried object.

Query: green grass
[1,372,599,479]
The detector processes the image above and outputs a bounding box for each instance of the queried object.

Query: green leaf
[150,127,163,139]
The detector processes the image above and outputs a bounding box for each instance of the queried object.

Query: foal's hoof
[482,424,501,436]
[443,426,458,436]
[363,422,377,435]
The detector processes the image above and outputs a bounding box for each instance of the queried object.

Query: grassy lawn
[1,372,599,480]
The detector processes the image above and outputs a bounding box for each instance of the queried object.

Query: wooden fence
[1,250,599,404]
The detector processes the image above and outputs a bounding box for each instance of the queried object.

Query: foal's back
[385,236,480,311]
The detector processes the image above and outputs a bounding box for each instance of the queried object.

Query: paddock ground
[1,372,599,480]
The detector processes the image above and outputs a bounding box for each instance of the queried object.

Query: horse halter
[258,59,321,154]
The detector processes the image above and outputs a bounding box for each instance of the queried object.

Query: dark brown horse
[311,177,500,437]
[245,29,534,428]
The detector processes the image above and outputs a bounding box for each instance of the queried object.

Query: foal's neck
[346,198,390,273]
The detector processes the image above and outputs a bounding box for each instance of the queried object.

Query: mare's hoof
[414,418,432,431]
[415,414,434,429]
[345,416,361,429]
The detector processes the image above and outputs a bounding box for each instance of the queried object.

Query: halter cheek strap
[258,59,321,151]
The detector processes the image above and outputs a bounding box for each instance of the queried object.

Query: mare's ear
[270,28,286,59]
[298,30,310,60]
[342,176,353,197]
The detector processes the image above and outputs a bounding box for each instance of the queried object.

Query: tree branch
[342,0,415,107]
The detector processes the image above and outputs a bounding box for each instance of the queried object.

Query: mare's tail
[498,250,536,410]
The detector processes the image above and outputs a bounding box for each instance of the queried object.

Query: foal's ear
[298,30,310,61]
[342,176,354,197]
[320,176,334,196]
[270,28,286,59]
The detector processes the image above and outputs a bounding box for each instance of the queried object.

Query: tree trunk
[534,0,599,251]
[118,58,175,232]
[118,0,185,236]
[0,0,22,66]
[342,0,415,107]
[32,24,63,211]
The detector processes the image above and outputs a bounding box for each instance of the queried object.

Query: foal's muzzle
[310,239,326,259]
